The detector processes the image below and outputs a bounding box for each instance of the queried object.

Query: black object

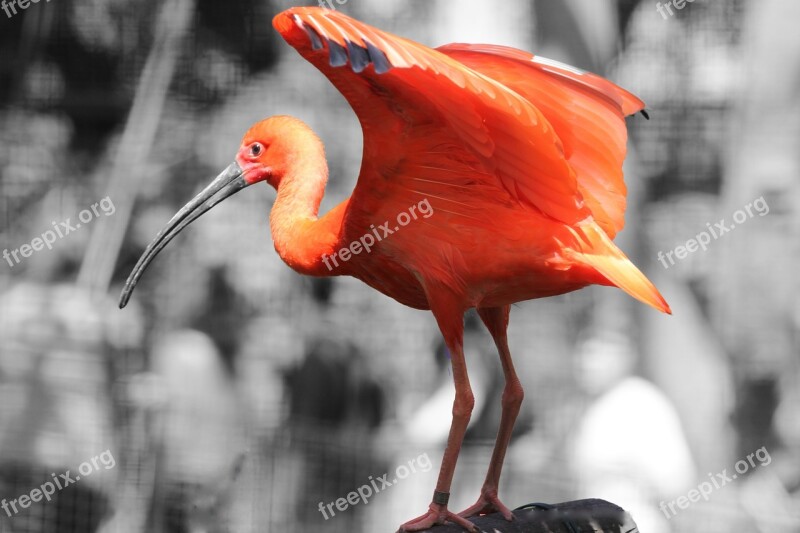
[415,499,638,533]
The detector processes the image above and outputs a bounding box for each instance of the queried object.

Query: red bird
[120,7,670,532]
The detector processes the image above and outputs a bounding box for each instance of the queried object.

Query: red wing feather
[273,7,592,229]
[438,43,646,238]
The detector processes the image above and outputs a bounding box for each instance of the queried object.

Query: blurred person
[609,0,745,489]
[236,314,301,438]
[738,369,800,531]
[0,282,138,533]
[570,331,695,533]
[714,0,800,465]
[146,330,246,533]
[226,313,302,532]
[283,335,387,533]
[280,278,387,533]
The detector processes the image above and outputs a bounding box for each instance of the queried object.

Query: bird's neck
[269,156,345,277]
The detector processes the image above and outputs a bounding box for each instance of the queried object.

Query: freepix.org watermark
[321,198,434,272]
[2,450,116,518]
[318,453,432,520]
[660,446,771,519]
[656,0,698,20]
[657,195,768,269]
[1,0,52,19]
[318,0,348,10]
[3,196,115,269]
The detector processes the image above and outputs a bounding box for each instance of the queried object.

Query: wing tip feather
[274,7,395,75]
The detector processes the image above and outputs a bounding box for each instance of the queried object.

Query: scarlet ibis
[119,7,670,532]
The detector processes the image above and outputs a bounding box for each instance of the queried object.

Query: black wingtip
[346,40,371,73]
[640,109,650,120]
[295,14,393,75]
[298,18,324,50]
[327,40,348,67]
[364,40,391,74]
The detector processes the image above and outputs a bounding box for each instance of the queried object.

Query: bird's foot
[457,488,514,521]
[398,502,479,532]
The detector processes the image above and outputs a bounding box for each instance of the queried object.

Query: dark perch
[416,499,639,533]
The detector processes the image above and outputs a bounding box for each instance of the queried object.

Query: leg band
[432,490,450,506]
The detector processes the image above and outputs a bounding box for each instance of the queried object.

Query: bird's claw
[457,489,514,521]
[399,502,480,532]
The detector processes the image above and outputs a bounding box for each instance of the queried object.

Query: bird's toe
[399,502,479,532]
[458,489,514,521]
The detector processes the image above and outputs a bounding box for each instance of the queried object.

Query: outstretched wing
[272,7,593,235]
[437,43,646,238]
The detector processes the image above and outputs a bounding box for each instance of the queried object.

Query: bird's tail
[566,223,671,314]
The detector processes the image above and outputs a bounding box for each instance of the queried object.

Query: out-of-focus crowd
[0,1,798,532]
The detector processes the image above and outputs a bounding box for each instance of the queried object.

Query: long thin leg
[458,305,523,520]
[400,289,479,533]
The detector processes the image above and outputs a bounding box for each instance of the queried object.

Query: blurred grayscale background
[0,0,798,532]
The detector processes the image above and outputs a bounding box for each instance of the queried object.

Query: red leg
[399,289,479,533]
[457,306,523,521]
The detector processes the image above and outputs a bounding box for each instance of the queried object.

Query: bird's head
[118,115,323,308]
[236,115,324,190]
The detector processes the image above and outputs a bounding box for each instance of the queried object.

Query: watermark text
[656,0,698,20]
[318,453,432,520]
[2,450,116,518]
[3,196,115,269]
[1,0,53,20]
[322,198,433,272]
[660,446,771,519]
[657,195,768,269]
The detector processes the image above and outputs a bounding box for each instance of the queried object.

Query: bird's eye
[250,143,263,157]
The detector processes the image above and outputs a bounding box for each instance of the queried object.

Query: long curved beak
[119,162,248,309]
